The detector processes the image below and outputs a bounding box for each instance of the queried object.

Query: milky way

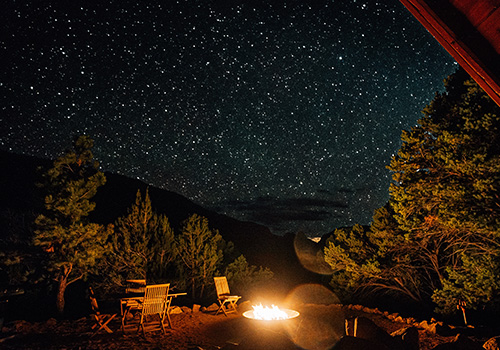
[0,0,457,236]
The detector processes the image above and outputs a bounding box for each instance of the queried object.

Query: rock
[180,306,191,313]
[46,318,57,327]
[483,336,500,350]
[422,321,452,336]
[332,336,390,350]
[394,316,405,323]
[419,320,431,330]
[204,303,219,312]
[345,317,395,347]
[192,304,201,312]
[363,307,376,314]
[13,320,32,332]
[406,317,416,325]
[169,306,183,314]
[430,334,483,350]
[419,319,447,335]
[391,326,419,350]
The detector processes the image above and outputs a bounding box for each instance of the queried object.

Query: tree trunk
[191,276,196,299]
[56,264,72,315]
[56,275,68,315]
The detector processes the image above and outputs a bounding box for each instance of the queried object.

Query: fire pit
[243,303,300,321]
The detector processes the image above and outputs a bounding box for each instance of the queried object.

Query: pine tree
[34,135,112,314]
[224,255,273,296]
[175,214,223,299]
[388,69,500,313]
[111,188,175,283]
[323,69,500,314]
[323,207,424,304]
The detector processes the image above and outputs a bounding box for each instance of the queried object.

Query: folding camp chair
[214,276,241,316]
[138,283,170,335]
[89,287,117,337]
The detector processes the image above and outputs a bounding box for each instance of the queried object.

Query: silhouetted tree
[34,135,112,314]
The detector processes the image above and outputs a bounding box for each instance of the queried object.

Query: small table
[120,296,143,332]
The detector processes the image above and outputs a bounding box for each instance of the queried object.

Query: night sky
[1,0,457,236]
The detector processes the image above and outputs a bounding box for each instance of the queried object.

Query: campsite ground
[0,303,474,350]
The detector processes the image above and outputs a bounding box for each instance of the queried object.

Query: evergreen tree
[323,69,500,314]
[175,214,223,299]
[34,135,112,314]
[111,188,175,283]
[324,207,424,304]
[388,69,500,313]
[224,255,274,297]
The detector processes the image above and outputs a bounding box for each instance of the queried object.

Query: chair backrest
[141,283,170,316]
[214,277,230,297]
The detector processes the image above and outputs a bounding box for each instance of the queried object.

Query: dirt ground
[0,302,472,350]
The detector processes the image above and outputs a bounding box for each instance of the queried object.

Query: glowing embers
[243,303,299,321]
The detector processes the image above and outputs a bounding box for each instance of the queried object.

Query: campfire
[243,303,300,321]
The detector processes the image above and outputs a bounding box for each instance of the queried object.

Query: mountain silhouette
[1,150,322,296]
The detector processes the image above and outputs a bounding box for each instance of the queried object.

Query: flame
[251,303,289,320]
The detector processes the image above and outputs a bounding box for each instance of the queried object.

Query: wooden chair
[138,283,170,335]
[89,287,117,337]
[214,276,241,316]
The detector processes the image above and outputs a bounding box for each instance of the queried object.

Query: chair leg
[228,301,237,313]
[216,300,228,316]
[164,298,173,329]
[92,314,117,337]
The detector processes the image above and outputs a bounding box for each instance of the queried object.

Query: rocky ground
[0,303,496,350]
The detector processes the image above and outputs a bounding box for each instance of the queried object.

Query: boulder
[345,317,395,348]
[430,334,483,350]
[391,326,419,350]
[169,306,183,314]
[332,336,390,350]
[204,303,219,312]
[180,306,191,313]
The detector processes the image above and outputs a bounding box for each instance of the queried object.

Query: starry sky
[1,0,457,236]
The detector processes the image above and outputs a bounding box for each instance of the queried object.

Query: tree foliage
[324,69,500,314]
[34,135,112,314]
[224,255,274,296]
[390,69,500,313]
[111,188,175,284]
[175,214,223,299]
